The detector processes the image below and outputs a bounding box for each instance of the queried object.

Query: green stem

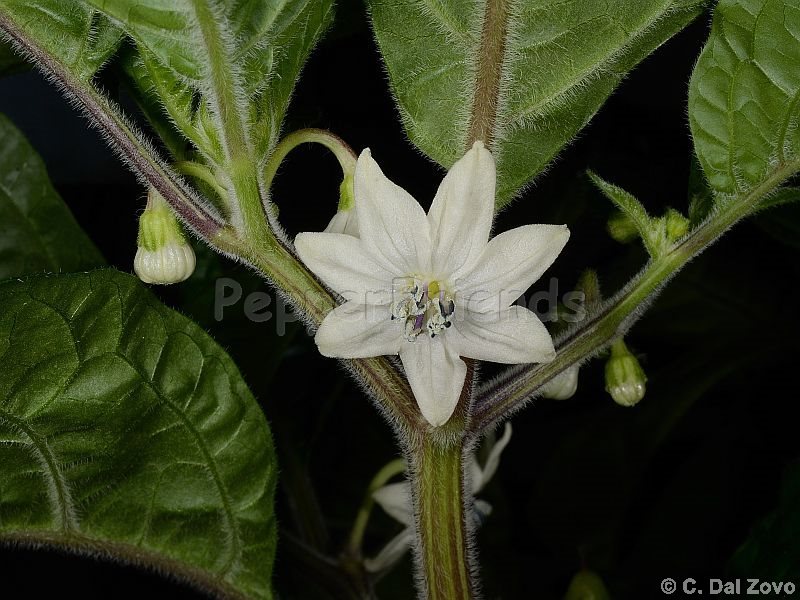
[410,434,473,600]
[187,0,272,248]
[173,161,229,204]
[0,3,423,448]
[0,10,225,241]
[263,128,357,192]
[213,228,422,428]
[473,158,800,431]
[346,458,407,557]
[468,0,509,148]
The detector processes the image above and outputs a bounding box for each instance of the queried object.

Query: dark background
[2,2,800,598]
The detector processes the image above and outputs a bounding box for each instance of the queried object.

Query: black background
[1,2,800,598]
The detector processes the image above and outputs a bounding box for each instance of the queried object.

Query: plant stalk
[409,433,474,600]
[263,128,357,192]
[473,157,800,431]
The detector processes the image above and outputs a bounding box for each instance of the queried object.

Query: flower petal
[428,141,495,278]
[458,224,569,312]
[295,232,393,303]
[315,301,401,358]
[399,337,467,427]
[364,529,415,573]
[324,209,359,237]
[372,481,413,526]
[452,305,555,364]
[354,149,432,274]
[474,423,512,493]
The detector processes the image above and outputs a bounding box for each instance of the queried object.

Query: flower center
[391,278,455,341]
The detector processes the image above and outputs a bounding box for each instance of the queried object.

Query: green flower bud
[607,211,639,244]
[134,188,196,285]
[564,570,611,600]
[577,269,602,309]
[664,207,689,241]
[541,365,579,400]
[604,339,646,407]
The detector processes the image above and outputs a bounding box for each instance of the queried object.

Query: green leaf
[0,1,122,81]
[368,0,706,207]
[588,171,663,256]
[121,47,220,162]
[250,0,335,157]
[89,0,333,161]
[0,269,277,600]
[689,0,800,195]
[0,113,104,279]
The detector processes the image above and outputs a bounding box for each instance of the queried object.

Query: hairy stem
[473,158,800,431]
[409,434,474,600]
[263,128,357,192]
[187,0,272,248]
[0,10,423,434]
[213,228,423,428]
[467,0,509,148]
[173,160,229,203]
[0,12,224,241]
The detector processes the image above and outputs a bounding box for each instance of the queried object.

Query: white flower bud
[605,340,647,407]
[541,365,579,400]
[133,188,196,285]
[134,243,196,285]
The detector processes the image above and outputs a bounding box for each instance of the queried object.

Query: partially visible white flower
[365,423,512,573]
[134,188,196,285]
[296,142,569,427]
[541,365,579,400]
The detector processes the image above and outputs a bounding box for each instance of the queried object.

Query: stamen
[391,278,455,341]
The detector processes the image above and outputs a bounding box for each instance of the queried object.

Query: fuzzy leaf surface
[689,0,800,195]
[88,0,334,159]
[0,270,277,600]
[368,0,706,206]
[0,1,121,81]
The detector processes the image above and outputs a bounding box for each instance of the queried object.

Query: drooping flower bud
[541,365,579,400]
[134,188,196,285]
[605,339,646,407]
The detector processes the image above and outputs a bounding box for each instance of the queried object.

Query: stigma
[391,278,455,341]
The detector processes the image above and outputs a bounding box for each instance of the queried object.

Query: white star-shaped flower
[364,423,514,573]
[295,142,569,426]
